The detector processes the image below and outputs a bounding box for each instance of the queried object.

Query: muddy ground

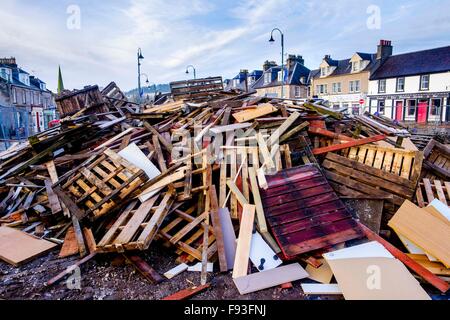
[0,243,346,301]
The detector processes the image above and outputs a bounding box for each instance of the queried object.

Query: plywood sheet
[249,231,282,272]
[306,259,333,284]
[326,257,430,300]
[0,227,57,266]
[233,263,309,295]
[118,143,160,179]
[388,200,450,267]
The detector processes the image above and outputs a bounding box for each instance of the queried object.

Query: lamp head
[269,34,275,43]
[185,69,189,74]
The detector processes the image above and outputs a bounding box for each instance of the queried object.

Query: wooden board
[0,227,57,266]
[164,263,189,279]
[59,227,79,258]
[233,263,309,295]
[260,165,363,260]
[218,208,236,270]
[305,259,333,284]
[249,231,282,272]
[232,104,277,123]
[232,204,255,278]
[388,200,450,268]
[301,283,342,295]
[326,257,430,300]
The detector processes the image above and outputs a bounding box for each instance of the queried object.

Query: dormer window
[264,72,271,84]
[40,83,46,91]
[352,61,359,72]
[19,73,30,86]
[0,68,12,82]
[277,71,283,82]
[320,67,327,77]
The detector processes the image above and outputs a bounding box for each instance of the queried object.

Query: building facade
[224,69,263,92]
[309,41,393,115]
[0,57,57,144]
[368,46,450,124]
[253,55,310,99]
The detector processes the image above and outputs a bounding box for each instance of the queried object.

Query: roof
[252,63,311,89]
[314,53,376,79]
[370,45,450,80]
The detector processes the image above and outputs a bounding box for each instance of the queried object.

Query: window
[264,72,271,84]
[12,88,17,104]
[22,90,27,104]
[332,104,340,110]
[320,67,327,77]
[352,103,360,115]
[294,86,301,98]
[278,71,283,82]
[420,75,430,90]
[349,80,360,93]
[352,62,359,72]
[407,100,416,116]
[316,84,327,94]
[0,68,11,81]
[396,78,405,92]
[332,82,342,93]
[377,100,385,115]
[40,83,46,91]
[430,99,441,116]
[378,79,386,93]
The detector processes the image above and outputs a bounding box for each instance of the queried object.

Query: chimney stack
[263,60,277,71]
[377,40,393,61]
[0,57,17,66]
[286,55,304,70]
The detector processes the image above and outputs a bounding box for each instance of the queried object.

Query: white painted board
[249,231,282,272]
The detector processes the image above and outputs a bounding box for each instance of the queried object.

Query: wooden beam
[209,185,228,272]
[312,135,386,155]
[161,284,210,300]
[233,204,255,279]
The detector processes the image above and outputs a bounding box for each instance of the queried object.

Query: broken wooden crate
[55,148,147,220]
[416,178,450,207]
[260,164,363,260]
[422,139,450,180]
[323,152,417,217]
[97,189,175,252]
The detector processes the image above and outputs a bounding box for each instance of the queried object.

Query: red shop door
[417,102,427,123]
[395,101,403,121]
[36,112,41,131]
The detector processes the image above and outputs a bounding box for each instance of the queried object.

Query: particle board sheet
[0,227,57,266]
[326,257,430,300]
[422,139,450,180]
[341,144,423,185]
[260,165,363,260]
[233,263,309,295]
[323,152,416,209]
[388,200,450,268]
[232,104,277,123]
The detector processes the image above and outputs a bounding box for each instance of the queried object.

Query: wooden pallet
[416,178,450,207]
[57,149,147,220]
[260,165,363,260]
[323,153,416,219]
[157,207,217,263]
[422,139,450,181]
[97,188,175,252]
[341,144,423,184]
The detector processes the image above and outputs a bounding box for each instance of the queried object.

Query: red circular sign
[359,99,365,105]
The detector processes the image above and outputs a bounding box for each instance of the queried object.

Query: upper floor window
[316,84,328,94]
[320,67,327,77]
[278,71,283,82]
[294,86,301,97]
[264,72,271,84]
[0,68,12,82]
[22,90,27,104]
[40,83,46,91]
[19,73,30,86]
[332,82,342,93]
[378,79,386,93]
[352,61,359,72]
[396,77,405,92]
[12,88,17,104]
[420,75,430,91]
[349,80,361,93]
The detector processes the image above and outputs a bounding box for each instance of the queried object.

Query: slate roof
[370,45,450,80]
[314,53,376,79]
[252,63,311,89]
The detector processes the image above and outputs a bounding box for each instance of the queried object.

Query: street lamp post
[269,28,285,99]
[185,65,196,79]
[137,48,144,103]
[140,73,150,101]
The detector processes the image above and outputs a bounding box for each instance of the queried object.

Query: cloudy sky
[1,0,449,92]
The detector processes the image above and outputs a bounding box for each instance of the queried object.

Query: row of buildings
[0,57,57,144]
[225,40,450,124]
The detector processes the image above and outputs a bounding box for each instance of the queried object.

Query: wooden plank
[233,263,308,295]
[248,167,268,233]
[232,204,255,279]
[434,180,447,205]
[45,252,97,286]
[45,179,62,215]
[0,227,57,266]
[257,133,275,172]
[218,208,236,270]
[232,104,277,123]
[123,254,164,284]
[312,135,386,155]
[72,215,87,257]
[359,222,449,293]
[164,263,189,279]
[227,180,248,207]
[267,112,300,147]
[161,284,210,300]
[388,200,450,268]
[301,284,342,295]
[59,227,79,258]
[170,212,208,245]
[209,186,228,272]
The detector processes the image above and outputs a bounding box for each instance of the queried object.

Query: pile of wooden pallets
[0,78,449,300]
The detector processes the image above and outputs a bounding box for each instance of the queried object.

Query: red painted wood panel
[261,165,363,260]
